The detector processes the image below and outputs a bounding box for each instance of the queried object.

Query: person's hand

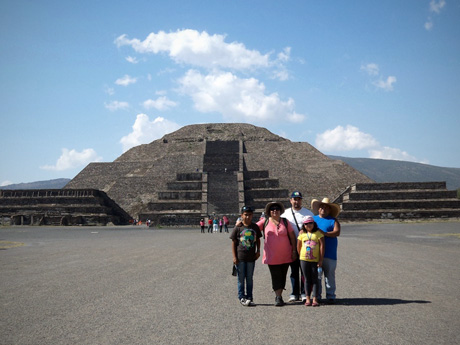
[255,252,260,261]
[291,250,297,261]
[317,261,322,268]
[233,257,239,265]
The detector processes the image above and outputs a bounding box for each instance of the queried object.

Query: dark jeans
[289,258,305,297]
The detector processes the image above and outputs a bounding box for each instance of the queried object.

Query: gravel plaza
[1,221,459,345]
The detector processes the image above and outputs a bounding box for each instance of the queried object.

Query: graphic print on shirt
[303,239,318,260]
[239,228,256,250]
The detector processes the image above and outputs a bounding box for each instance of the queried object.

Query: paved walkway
[1,221,459,345]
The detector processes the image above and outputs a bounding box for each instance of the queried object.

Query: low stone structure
[0,189,131,226]
[336,182,460,221]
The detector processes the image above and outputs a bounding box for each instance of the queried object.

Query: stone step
[147,202,202,212]
[343,190,456,201]
[158,191,202,200]
[342,199,460,211]
[176,173,202,181]
[243,171,269,179]
[339,208,460,220]
[245,189,289,200]
[244,179,280,189]
[352,182,447,191]
[166,181,202,191]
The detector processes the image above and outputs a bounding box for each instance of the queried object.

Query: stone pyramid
[66,123,373,224]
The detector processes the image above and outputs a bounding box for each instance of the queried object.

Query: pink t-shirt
[257,218,295,265]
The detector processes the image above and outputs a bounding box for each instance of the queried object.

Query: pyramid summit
[65,123,373,225]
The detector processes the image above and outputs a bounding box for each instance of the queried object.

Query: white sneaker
[301,295,307,302]
[288,296,297,302]
[247,300,256,306]
[240,298,250,306]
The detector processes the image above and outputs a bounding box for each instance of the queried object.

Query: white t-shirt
[282,207,314,236]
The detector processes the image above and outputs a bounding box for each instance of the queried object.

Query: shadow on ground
[338,298,431,306]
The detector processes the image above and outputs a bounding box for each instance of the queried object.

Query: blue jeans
[318,257,337,300]
[237,261,255,300]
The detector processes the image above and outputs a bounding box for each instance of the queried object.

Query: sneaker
[275,296,285,306]
[301,295,307,302]
[240,298,250,306]
[288,295,297,303]
[247,300,256,306]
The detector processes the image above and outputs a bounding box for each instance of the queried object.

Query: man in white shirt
[281,191,314,302]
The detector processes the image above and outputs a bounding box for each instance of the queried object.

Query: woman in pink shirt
[257,201,297,306]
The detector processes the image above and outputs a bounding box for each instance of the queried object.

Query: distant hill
[328,156,460,190]
[0,178,71,190]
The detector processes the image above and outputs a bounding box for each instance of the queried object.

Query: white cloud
[1,180,13,187]
[316,125,379,152]
[361,63,379,76]
[104,86,115,95]
[369,146,427,163]
[373,76,397,91]
[361,63,396,91]
[120,114,181,152]
[115,74,138,86]
[143,96,177,111]
[41,148,102,171]
[430,0,446,13]
[104,100,130,111]
[179,69,304,123]
[316,125,428,164]
[114,29,280,72]
[125,56,139,64]
[425,0,446,30]
[425,18,434,31]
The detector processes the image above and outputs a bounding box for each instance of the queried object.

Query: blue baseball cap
[291,191,303,199]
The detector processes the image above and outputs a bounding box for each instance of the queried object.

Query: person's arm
[232,239,239,265]
[287,224,297,260]
[297,237,302,256]
[323,219,341,238]
[255,237,261,260]
[318,236,325,267]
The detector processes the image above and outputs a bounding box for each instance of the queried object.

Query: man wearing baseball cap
[281,191,314,302]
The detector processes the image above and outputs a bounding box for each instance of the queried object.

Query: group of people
[230,191,341,307]
[200,216,229,233]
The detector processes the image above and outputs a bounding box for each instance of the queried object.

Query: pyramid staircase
[243,170,289,216]
[140,140,290,225]
[337,182,460,221]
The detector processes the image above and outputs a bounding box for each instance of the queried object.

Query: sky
[1,0,459,186]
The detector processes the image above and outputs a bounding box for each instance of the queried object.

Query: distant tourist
[257,201,297,306]
[219,218,223,232]
[207,217,213,233]
[200,218,205,233]
[297,215,324,307]
[281,191,314,303]
[230,206,262,306]
[223,215,230,233]
[311,198,341,304]
[213,218,219,233]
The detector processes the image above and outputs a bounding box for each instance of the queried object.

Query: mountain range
[1,157,460,191]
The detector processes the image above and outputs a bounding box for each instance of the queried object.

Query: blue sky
[1,0,459,186]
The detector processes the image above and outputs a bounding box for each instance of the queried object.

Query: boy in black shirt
[230,206,262,306]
